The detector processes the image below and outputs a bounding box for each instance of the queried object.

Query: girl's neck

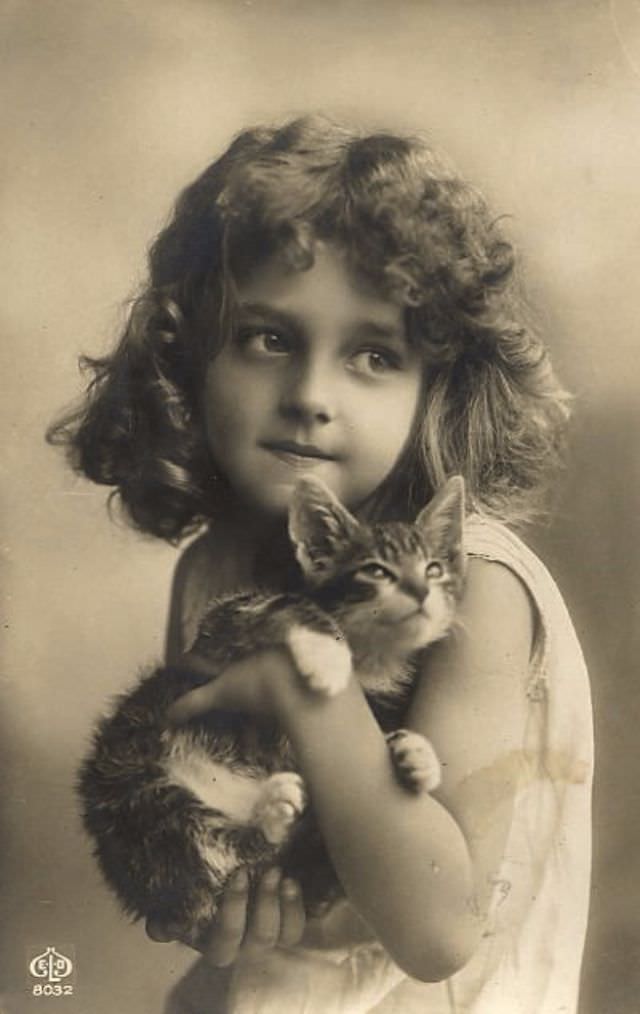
[213,495,300,592]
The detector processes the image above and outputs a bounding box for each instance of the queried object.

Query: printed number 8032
[32,984,74,997]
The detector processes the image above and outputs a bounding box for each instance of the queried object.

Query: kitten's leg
[286,626,352,696]
[386,729,441,792]
[252,772,307,845]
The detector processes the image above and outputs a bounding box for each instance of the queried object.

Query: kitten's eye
[357,563,396,582]
[426,561,444,579]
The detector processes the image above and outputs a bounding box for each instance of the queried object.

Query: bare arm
[264,557,533,981]
[164,535,209,665]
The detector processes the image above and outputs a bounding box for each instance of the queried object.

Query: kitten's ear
[288,478,361,581]
[416,476,466,577]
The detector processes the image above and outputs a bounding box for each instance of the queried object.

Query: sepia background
[1,1,639,1011]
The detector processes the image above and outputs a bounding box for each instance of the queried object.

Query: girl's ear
[288,478,361,581]
[416,476,466,578]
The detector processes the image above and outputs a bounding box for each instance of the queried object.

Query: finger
[167,653,254,725]
[178,650,216,681]
[201,868,250,967]
[146,917,178,943]
[244,867,282,949]
[278,879,306,947]
[167,679,223,725]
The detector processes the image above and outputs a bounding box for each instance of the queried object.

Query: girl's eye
[238,329,291,357]
[349,348,400,377]
[426,561,444,579]
[357,563,396,582]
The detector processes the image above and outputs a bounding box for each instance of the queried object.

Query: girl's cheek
[377,378,421,438]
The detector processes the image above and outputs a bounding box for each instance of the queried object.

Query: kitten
[79,476,465,947]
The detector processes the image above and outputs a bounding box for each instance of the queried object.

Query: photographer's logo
[28,946,75,997]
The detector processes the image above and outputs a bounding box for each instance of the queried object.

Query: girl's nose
[278,360,335,426]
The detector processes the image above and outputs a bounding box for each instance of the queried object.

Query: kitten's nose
[401,578,429,604]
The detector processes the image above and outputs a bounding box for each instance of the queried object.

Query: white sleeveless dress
[164,515,593,1014]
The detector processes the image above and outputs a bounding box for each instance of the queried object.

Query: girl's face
[203,242,423,518]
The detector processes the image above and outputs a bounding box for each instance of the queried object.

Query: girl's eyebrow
[237,301,406,344]
[350,321,407,345]
[236,302,301,330]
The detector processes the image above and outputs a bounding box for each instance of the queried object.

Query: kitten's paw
[253,772,307,845]
[386,729,441,793]
[286,625,352,697]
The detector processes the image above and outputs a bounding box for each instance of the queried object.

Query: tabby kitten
[79,475,465,947]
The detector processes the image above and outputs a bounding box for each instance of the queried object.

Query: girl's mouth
[261,440,337,468]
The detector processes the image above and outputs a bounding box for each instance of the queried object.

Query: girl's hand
[168,647,301,724]
[146,867,306,965]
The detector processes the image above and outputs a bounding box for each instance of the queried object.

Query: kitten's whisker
[450,615,469,637]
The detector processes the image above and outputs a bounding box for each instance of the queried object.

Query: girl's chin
[230,476,375,518]
[230,482,300,520]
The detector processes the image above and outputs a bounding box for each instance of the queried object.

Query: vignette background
[2,1,639,1011]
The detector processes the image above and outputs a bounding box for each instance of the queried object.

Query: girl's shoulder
[464,513,555,591]
[464,514,565,612]
[165,527,234,662]
[463,514,589,700]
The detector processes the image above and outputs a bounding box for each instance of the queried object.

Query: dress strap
[464,514,550,689]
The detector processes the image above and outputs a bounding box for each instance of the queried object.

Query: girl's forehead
[235,241,405,335]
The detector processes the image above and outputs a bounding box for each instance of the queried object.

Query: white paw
[252,772,307,845]
[286,625,352,697]
[386,729,441,793]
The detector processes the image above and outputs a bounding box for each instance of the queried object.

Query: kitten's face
[324,523,462,653]
[289,476,465,665]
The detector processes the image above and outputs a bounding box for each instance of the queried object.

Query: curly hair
[48,115,570,540]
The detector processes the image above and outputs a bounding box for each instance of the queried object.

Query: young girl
[50,116,593,1014]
